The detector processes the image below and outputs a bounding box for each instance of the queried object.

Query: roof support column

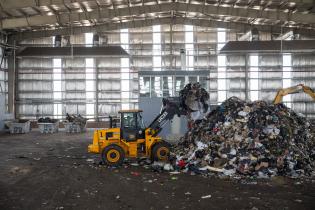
[7,40,16,116]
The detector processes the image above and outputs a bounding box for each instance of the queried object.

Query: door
[121,112,138,141]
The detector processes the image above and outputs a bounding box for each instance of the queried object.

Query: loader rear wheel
[152,142,170,161]
[102,144,125,166]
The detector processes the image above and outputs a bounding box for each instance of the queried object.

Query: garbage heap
[173,97,315,178]
[38,117,57,123]
[66,113,87,129]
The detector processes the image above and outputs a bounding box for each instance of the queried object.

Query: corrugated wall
[292,54,315,118]
[17,34,137,118]
[16,26,315,119]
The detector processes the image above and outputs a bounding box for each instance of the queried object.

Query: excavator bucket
[179,83,210,120]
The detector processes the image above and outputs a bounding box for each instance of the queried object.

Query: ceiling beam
[1,2,315,30]
[288,0,314,4]
[10,16,315,41]
[0,0,89,10]
[1,0,314,11]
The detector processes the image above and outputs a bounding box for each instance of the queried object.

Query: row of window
[49,27,294,118]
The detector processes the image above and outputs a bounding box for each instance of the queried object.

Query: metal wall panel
[20,37,53,45]
[15,25,315,119]
[0,36,8,113]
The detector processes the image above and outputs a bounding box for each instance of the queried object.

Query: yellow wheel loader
[88,96,208,166]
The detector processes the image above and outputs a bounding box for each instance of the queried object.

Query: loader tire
[152,142,170,161]
[102,144,125,166]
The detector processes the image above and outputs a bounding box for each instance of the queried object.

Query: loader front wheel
[102,144,125,166]
[152,142,170,161]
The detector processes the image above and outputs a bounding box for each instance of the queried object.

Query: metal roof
[0,0,314,40]
[118,109,143,113]
[220,40,315,53]
[16,46,129,57]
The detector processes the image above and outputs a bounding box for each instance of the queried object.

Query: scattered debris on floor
[10,166,31,175]
[201,195,212,199]
[172,97,315,178]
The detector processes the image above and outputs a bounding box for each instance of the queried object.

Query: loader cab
[119,110,145,141]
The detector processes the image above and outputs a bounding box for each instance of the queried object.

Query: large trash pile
[172,97,315,178]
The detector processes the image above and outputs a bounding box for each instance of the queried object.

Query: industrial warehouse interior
[0,0,315,209]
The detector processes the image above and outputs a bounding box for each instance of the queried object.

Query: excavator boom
[273,84,315,104]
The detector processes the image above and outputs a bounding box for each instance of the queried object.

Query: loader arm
[146,82,210,136]
[147,97,186,136]
[273,84,315,104]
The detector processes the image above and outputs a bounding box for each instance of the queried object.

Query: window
[85,33,93,47]
[121,29,130,109]
[86,58,95,117]
[153,25,161,71]
[162,76,173,97]
[139,77,150,97]
[53,58,62,118]
[218,67,227,103]
[217,29,226,51]
[250,55,259,101]
[175,77,185,96]
[217,29,226,103]
[85,33,95,117]
[185,25,194,70]
[283,54,292,108]
[120,29,129,52]
[122,112,136,128]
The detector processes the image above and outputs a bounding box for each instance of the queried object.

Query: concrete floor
[0,131,314,210]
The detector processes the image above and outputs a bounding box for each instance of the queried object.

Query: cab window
[122,113,136,128]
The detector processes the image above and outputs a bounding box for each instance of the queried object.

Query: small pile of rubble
[66,113,87,127]
[172,97,315,178]
[38,117,57,123]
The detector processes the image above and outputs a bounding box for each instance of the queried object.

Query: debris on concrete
[201,195,212,199]
[131,171,140,176]
[173,97,315,178]
[163,163,173,171]
[86,158,94,163]
[169,171,181,175]
[10,166,31,175]
[130,163,140,166]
